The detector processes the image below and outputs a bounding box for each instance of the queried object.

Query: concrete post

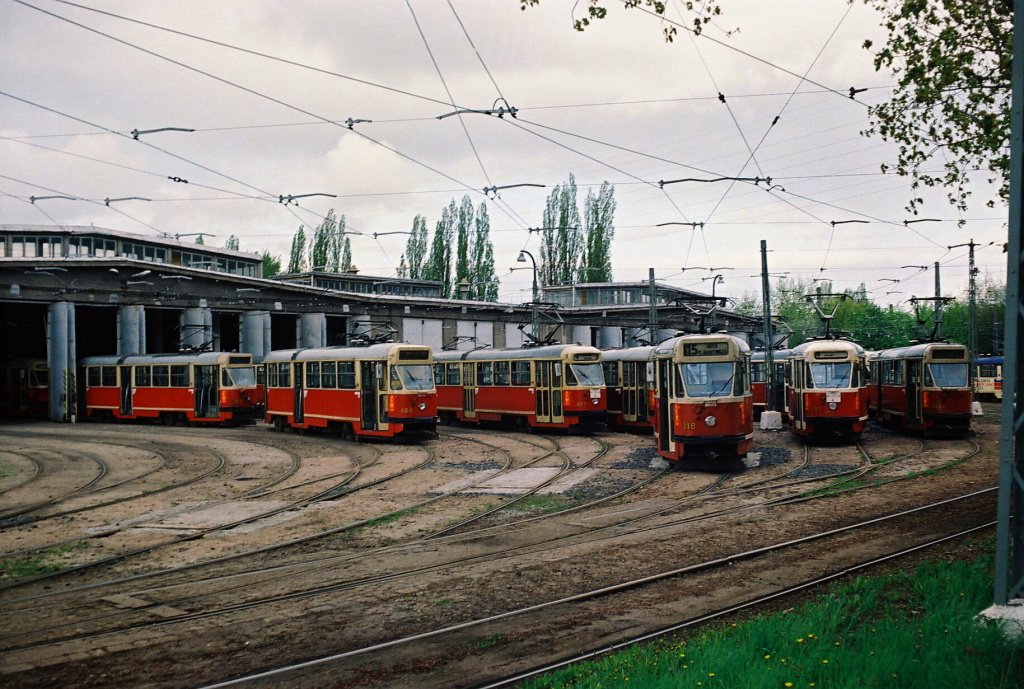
[46,301,76,422]
[299,313,327,348]
[240,311,272,361]
[180,307,213,351]
[117,305,146,356]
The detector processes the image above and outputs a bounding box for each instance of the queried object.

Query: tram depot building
[0,225,770,421]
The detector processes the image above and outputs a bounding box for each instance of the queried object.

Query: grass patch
[0,543,82,583]
[0,458,18,479]
[523,542,1024,689]
[513,495,577,515]
[471,633,506,651]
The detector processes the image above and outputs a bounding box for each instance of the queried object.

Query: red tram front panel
[651,334,754,470]
[264,343,437,439]
[785,340,868,441]
[80,353,263,425]
[433,345,606,431]
[869,343,972,436]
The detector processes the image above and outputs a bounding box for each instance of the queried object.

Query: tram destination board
[683,342,730,357]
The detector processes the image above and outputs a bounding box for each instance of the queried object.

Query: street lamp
[702,274,725,330]
[517,250,540,341]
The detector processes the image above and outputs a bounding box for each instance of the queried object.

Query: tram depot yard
[0,402,1014,689]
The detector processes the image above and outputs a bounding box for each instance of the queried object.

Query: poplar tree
[539,174,582,286]
[471,202,499,301]
[454,195,475,294]
[310,209,342,271]
[339,236,352,272]
[579,182,616,283]
[261,250,282,278]
[403,214,429,279]
[224,235,240,251]
[423,200,456,296]
[287,226,307,273]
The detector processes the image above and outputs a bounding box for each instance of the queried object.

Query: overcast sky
[0,0,1009,307]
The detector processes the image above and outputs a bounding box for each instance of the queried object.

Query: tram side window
[751,362,766,383]
[135,366,151,386]
[101,366,117,387]
[446,363,461,385]
[267,364,279,388]
[170,365,189,387]
[494,361,510,386]
[321,361,336,389]
[337,362,356,389]
[602,362,619,387]
[979,364,998,377]
[87,367,101,387]
[433,364,444,385]
[279,363,292,388]
[511,361,530,386]
[152,366,169,386]
[306,362,321,389]
[623,363,634,387]
[477,362,493,386]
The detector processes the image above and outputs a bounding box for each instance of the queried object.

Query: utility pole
[761,240,775,411]
[990,0,1024,616]
[648,268,658,343]
[951,240,980,389]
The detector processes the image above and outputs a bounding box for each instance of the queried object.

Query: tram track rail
[193,486,999,689]
[0,431,975,655]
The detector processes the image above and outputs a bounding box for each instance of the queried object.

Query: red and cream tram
[784,339,869,441]
[264,343,437,439]
[601,346,655,431]
[868,342,972,436]
[651,334,753,469]
[0,359,50,418]
[81,352,263,425]
[433,345,606,432]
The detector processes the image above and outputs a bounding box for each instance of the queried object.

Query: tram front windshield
[566,363,604,387]
[224,366,256,387]
[390,364,435,391]
[679,362,737,398]
[927,363,968,388]
[809,362,852,389]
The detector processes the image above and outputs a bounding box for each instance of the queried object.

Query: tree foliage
[419,195,499,300]
[402,214,430,280]
[310,209,347,271]
[520,0,720,40]
[861,0,1011,215]
[287,225,306,273]
[580,182,616,283]
[224,235,240,251]
[261,250,282,278]
[540,175,583,286]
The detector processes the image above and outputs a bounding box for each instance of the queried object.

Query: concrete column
[240,311,272,361]
[117,305,146,356]
[299,313,327,348]
[46,301,76,422]
[600,326,622,348]
[180,307,213,350]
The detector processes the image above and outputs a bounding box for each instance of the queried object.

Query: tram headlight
[705,415,717,427]
[828,402,838,410]
[418,402,427,411]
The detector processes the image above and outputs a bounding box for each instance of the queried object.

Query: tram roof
[433,344,600,361]
[600,346,656,362]
[80,351,250,366]
[788,339,865,356]
[975,355,1004,364]
[871,342,968,361]
[263,342,429,362]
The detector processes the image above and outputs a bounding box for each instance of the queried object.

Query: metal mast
[995,0,1024,606]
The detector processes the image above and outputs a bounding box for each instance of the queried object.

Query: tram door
[636,363,649,423]
[119,366,133,416]
[551,362,563,423]
[462,363,476,419]
[293,363,305,424]
[194,365,219,418]
[656,359,671,452]
[791,362,806,430]
[360,361,378,430]
[906,360,922,426]
[535,361,550,423]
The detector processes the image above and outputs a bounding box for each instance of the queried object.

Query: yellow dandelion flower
[822,660,829,664]
[797,638,805,643]
[709,673,715,677]
[786,684,794,688]
[765,655,771,660]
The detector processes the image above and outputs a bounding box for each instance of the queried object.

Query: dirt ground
[0,405,1002,688]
